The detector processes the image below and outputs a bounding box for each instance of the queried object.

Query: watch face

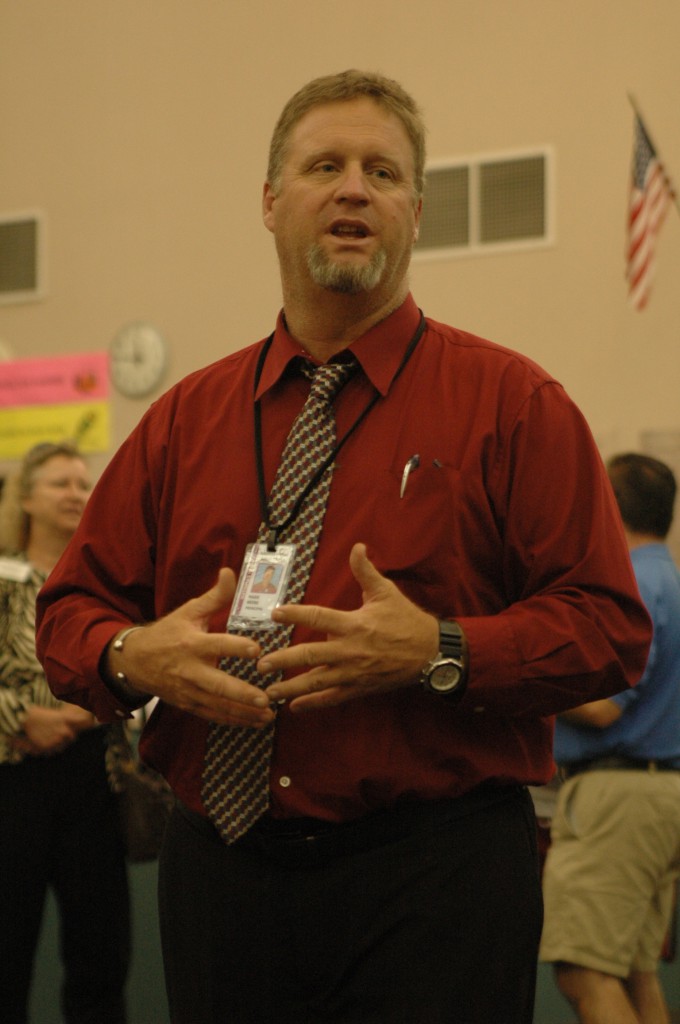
[110,322,168,398]
[428,660,462,694]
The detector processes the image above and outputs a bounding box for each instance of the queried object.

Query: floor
[565,1014,680,1023]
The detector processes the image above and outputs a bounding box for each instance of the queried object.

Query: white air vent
[414,148,554,260]
[0,212,45,304]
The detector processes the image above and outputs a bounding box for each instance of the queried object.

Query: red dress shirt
[36,295,651,820]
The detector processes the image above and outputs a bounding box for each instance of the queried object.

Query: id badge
[227,542,296,632]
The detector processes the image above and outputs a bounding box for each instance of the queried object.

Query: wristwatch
[421,620,468,699]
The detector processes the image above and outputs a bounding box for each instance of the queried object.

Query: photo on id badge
[228,542,296,631]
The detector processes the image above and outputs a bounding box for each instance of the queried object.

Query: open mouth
[331,223,369,239]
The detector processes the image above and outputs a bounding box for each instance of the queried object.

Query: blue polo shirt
[554,543,680,766]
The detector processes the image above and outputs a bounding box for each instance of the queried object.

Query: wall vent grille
[0,213,44,304]
[414,148,553,260]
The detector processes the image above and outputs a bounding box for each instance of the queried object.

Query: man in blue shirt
[540,453,680,1024]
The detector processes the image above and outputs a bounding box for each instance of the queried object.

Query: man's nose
[334,164,370,203]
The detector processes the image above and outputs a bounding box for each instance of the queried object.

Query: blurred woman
[0,442,129,1024]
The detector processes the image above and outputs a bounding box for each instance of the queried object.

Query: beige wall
[1,0,679,485]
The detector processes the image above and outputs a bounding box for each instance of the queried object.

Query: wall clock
[109,322,168,398]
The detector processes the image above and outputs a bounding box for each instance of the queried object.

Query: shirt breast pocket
[360,457,463,609]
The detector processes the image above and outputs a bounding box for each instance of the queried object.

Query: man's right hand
[104,568,275,728]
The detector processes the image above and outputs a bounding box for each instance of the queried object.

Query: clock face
[109,322,168,398]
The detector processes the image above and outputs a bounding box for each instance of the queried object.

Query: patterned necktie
[202,355,357,844]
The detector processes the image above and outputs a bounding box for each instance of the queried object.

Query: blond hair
[267,69,426,199]
[0,442,83,553]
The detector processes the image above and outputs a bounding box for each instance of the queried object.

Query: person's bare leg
[624,970,670,1024]
[555,963,640,1024]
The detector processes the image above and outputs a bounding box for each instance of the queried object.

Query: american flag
[626,112,676,310]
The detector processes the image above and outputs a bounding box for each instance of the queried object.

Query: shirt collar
[254,294,423,400]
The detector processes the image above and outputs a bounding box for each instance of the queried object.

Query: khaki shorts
[539,768,680,976]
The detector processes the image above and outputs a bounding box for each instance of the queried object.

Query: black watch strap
[439,620,465,662]
[420,620,468,698]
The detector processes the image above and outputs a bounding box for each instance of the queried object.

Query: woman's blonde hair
[0,441,83,553]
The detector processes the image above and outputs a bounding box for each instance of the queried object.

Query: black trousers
[159,785,542,1024]
[0,729,130,1024]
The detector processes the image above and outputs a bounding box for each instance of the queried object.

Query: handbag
[108,719,175,863]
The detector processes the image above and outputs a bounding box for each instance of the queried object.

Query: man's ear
[262,182,276,233]
[412,197,423,244]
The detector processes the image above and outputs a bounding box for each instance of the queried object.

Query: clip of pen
[400,454,420,498]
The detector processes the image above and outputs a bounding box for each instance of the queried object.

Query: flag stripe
[626,113,674,310]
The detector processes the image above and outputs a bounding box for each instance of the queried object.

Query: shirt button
[279,775,292,788]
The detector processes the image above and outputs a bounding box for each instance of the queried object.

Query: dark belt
[560,755,680,781]
[178,784,528,867]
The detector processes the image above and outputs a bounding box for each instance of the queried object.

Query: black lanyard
[253,311,426,549]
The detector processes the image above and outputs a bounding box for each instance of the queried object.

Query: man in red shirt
[36,70,650,1023]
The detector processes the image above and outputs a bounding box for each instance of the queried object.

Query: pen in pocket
[400,454,420,498]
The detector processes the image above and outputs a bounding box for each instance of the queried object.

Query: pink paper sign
[0,352,109,408]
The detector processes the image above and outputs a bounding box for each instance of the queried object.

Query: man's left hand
[261,543,439,711]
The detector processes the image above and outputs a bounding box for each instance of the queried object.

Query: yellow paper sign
[0,401,110,459]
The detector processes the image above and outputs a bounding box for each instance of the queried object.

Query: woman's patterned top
[0,554,64,764]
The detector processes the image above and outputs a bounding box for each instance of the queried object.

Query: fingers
[177,688,276,728]
[258,542,438,710]
[104,567,281,728]
[157,663,276,727]
[111,615,271,727]
[189,629,262,664]
[149,650,275,722]
[185,567,237,626]
[264,667,347,707]
[126,549,409,721]
[268,543,389,636]
[62,706,95,730]
[258,544,386,695]
[349,542,391,600]
[271,602,350,635]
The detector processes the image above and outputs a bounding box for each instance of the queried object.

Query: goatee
[307,245,387,294]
